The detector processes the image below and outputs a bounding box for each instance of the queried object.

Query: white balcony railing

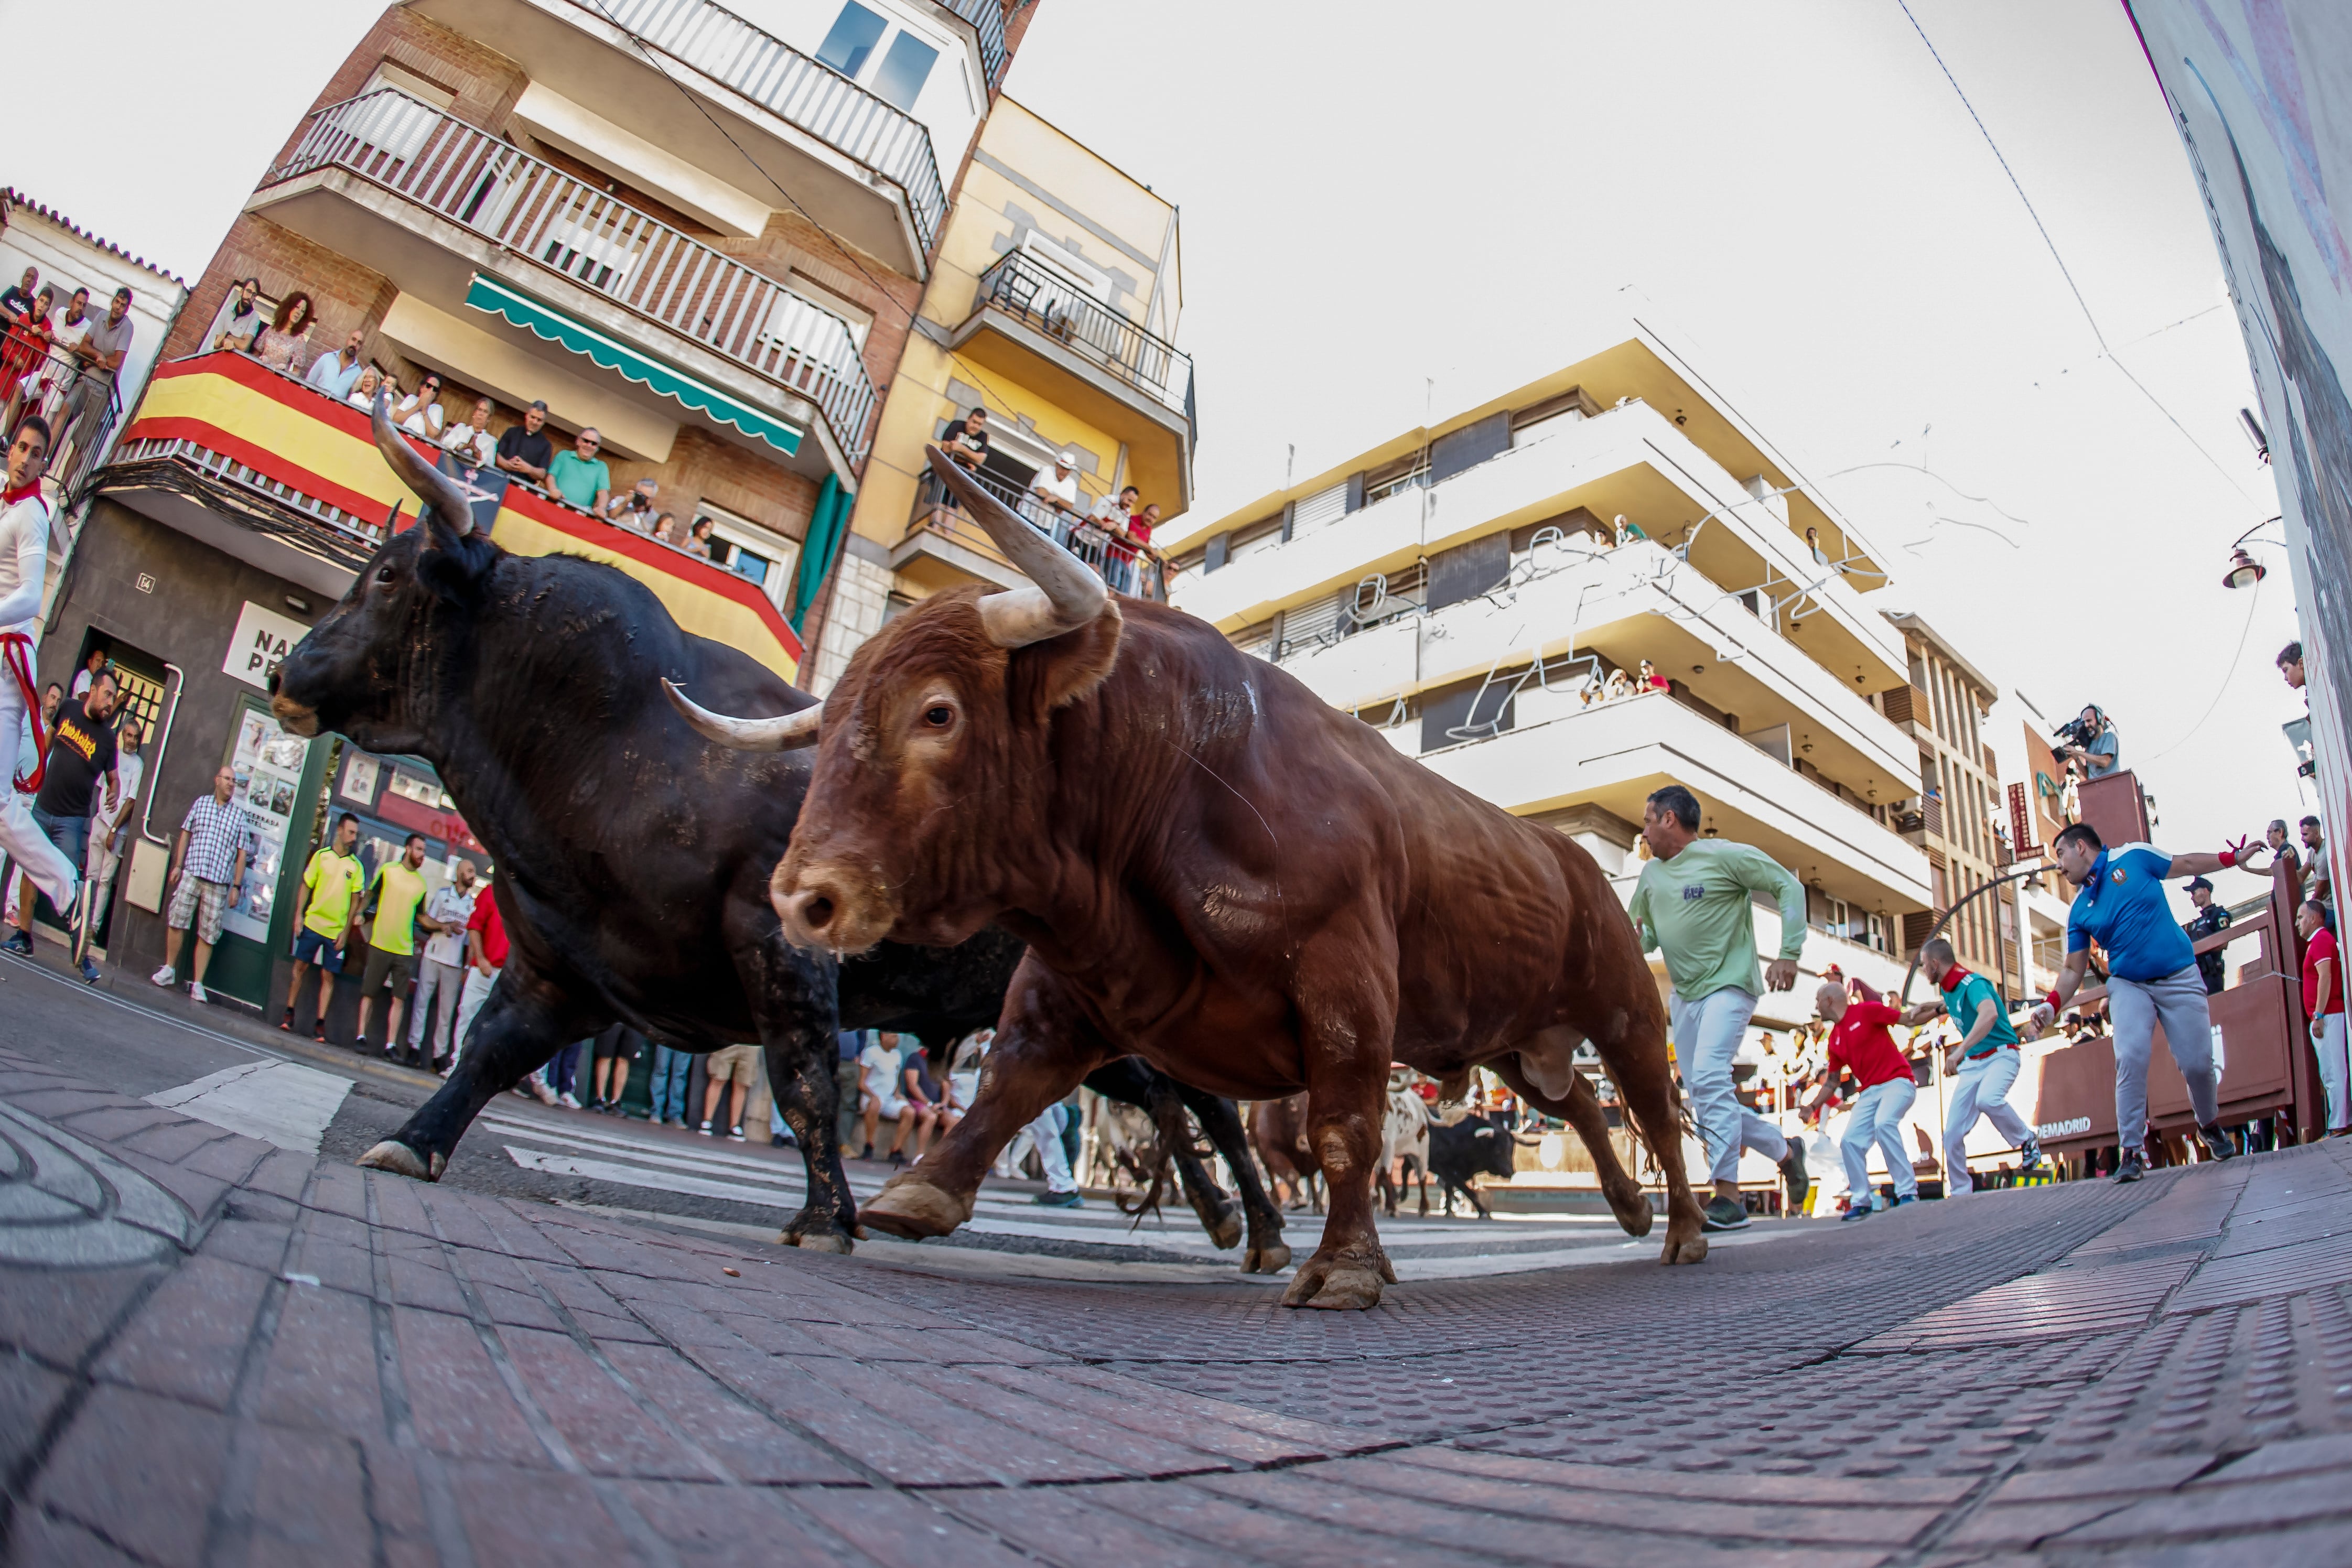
[572,0,946,252]
[266,89,879,460]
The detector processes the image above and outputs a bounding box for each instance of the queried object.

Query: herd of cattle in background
[262,403,1701,1311]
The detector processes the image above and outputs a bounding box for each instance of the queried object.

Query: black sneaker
[1778,1136,1811,1212]
[354,1035,370,1054]
[2,931,30,957]
[1701,1195,1750,1232]
[2019,1136,2047,1172]
[2196,1123,2238,1162]
[2115,1148,2146,1183]
[279,1007,295,1032]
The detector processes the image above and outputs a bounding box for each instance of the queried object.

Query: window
[870,28,937,111]
[354,61,456,162]
[694,502,802,614]
[815,3,888,79]
[1362,453,1429,505]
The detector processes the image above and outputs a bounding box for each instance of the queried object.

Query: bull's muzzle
[769,859,894,955]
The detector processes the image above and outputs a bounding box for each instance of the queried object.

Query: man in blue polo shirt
[2032,822,2243,1180]
[1903,937,2044,1196]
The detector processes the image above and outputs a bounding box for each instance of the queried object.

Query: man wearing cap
[2183,875,2232,996]
[2031,822,2246,1180]
[494,399,555,484]
[1025,449,1082,536]
[1904,938,2045,1195]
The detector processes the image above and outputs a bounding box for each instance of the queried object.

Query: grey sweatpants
[2110,964,2220,1151]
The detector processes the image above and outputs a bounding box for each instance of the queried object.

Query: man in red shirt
[1803,977,1919,1220]
[2300,898,2347,1133]
[450,883,507,1076]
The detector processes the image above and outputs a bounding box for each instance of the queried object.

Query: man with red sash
[1904,938,2045,1196]
[0,415,79,932]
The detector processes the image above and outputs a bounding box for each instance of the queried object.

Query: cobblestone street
[4,1018,2349,1566]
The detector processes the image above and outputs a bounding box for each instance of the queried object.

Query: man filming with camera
[2056,705,2120,781]
[2031,821,2249,1180]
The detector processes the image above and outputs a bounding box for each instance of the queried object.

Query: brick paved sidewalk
[3,1045,2350,1566]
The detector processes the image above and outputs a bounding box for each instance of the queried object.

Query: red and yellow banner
[123,354,803,680]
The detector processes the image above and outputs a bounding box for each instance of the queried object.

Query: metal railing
[574,0,946,254]
[1,334,124,498]
[265,89,879,460]
[941,0,1010,88]
[972,252,1193,419]
[908,462,1166,601]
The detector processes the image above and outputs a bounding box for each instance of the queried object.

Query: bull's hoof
[1241,1241,1292,1274]
[1281,1255,1387,1310]
[783,1229,855,1255]
[1201,1201,1244,1252]
[357,1141,444,1182]
[1659,1220,1709,1265]
[1604,1180,1655,1238]
[858,1171,973,1240]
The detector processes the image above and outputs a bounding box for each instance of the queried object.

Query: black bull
[266,399,1287,1266]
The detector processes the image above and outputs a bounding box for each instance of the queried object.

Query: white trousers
[408,957,466,1054]
[451,965,498,1068]
[1671,987,1789,1183]
[2313,1011,2349,1132]
[0,682,77,914]
[2109,965,2220,1150]
[1840,1077,1919,1206]
[1000,1101,1075,1193]
[1944,1049,2034,1196]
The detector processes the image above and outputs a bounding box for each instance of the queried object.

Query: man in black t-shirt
[8,672,118,977]
[494,398,555,484]
[941,406,990,470]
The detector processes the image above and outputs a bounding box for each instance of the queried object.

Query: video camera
[2052,709,2102,751]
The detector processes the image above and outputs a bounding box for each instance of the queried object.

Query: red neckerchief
[2,481,43,506]
[1938,964,1975,994]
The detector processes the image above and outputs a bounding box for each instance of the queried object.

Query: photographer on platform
[2030,823,2247,1180]
[2055,705,2120,781]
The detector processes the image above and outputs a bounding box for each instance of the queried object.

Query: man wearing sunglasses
[545,425,610,513]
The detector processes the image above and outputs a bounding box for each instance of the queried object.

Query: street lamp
[2222,516,2283,590]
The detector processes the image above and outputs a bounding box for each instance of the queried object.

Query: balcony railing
[972,252,1193,423]
[266,89,879,460]
[907,462,1167,601]
[941,0,1010,89]
[576,0,946,253]
[0,335,124,498]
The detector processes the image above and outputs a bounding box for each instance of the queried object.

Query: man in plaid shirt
[149,764,258,1004]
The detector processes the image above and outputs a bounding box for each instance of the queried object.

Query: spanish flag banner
[122,354,804,680]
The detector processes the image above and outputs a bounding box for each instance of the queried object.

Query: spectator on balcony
[1089,484,1140,528]
[2249,817,2300,879]
[1026,450,1082,535]
[1612,513,1647,547]
[546,427,610,513]
[2280,640,2305,695]
[687,517,718,560]
[605,476,658,529]
[2304,815,2332,906]
[306,329,366,400]
[1637,659,1670,694]
[1603,667,1632,702]
[941,406,989,472]
[650,512,678,546]
[0,284,56,423]
[345,366,383,413]
[204,278,266,354]
[1128,501,1163,548]
[53,286,132,471]
[493,398,554,485]
[0,268,37,323]
[440,397,497,468]
[252,294,314,375]
[393,372,445,441]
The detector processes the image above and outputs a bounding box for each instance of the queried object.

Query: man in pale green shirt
[544,426,611,513]
[1627,784,1810,1231]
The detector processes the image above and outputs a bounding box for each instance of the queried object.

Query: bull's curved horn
[662,679,823,751]
[372,390,476,538]
[925,445,1107,648]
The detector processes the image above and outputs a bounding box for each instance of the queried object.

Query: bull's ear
[1009,598,1123,716]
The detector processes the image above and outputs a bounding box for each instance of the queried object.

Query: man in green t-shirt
[544,426,610,513]
[284,813,364,1043]
[1626,784,1811,1233]
[355,832,444,1058]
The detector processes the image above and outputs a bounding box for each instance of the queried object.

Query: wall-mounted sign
[2008,781,2035,863]
[222,600,312,691]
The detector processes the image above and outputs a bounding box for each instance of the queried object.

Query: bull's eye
[923,705,954,728]
[375,565,397,587]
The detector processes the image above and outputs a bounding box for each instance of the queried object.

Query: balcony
[893,463,1167,602]
[253,89,877,471]
[1408,689,1932,912]
[101,351,808,680]
[409,0,947,271]
[944,251,1196,513]
[1178,401,1906,694]
[938,0,1010,90]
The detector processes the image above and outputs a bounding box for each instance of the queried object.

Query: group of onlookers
[0,265,136,483]
[937,405,1167,596]
[1579,658,1673,709]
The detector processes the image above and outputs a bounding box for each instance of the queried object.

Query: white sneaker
[558,1092,582,1110]
[149,965,175,987]
[189,981,210,1004]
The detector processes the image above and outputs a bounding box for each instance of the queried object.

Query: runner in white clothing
[0,416,79,923]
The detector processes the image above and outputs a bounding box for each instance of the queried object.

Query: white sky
[20,0,2314,910]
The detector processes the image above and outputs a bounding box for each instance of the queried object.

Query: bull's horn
[925,445,1108,648]
[372,390,476,538]
[662,679,823,751]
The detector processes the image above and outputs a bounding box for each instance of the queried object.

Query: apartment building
[808,95,1191,689]
[37,0,1029,1010]
[1162,329,1936,1034]
[1883,613,2016,988]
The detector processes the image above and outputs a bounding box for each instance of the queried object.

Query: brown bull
[665,448,1704,1307]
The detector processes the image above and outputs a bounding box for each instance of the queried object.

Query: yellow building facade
[806,97,1193,688]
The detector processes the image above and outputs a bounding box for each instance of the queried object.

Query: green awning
[462,274,802,457]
